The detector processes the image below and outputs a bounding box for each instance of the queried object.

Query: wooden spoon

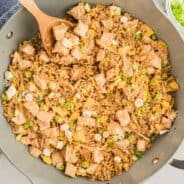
[18,0,73,54]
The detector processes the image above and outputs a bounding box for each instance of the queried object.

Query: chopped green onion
[64,100,75,111]
[84,2,91,12]
[125,132,132,140]
[59,97,65,105]
[48,82,57,91]
[132,63,138,70]
[1,93,8,101]
[54,115,62,123]
[69,119,77,128]
[114,7,121,16]
[135,31,143,40]
[24,70,32,78]
[155,92,163,100]
[134,150,143,160]
[108,140,115,148]
[81,160,90,169]
[150,33,158,41]
[16,134,23,141]
[149,134,158,143]
[56,163,65,170]
[23,120,34,129]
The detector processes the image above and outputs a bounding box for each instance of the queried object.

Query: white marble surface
[0,0,184,184]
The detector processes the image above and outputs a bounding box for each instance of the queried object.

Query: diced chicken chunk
[11,125,27,134]
[11,112,26,125]
[96,49,105,61]
[98,32,114,48]
[137,140,146,152]
[22,44,35,56]
[123,56,133,77]
[20,136,31,145]
[115,139,130,152]
[36,111,54,125]
[65,145,78,164]
[51,151,63,166]
[44,138,58,147]
[94,73,106,86]
[93,150,104,164]
[166,110,177,121]
[74,21,88,37]
[71,47,82,60]
[33,75,48,90]
[86,164,98,174]
[53,24,68,41]
[52,41,69,55]
[150,53,161,69]
[68,3,85,20]
[29,146,42,158]
[107,122,124,137]
[41,127,59,138]
[77,117,96,127]
[39,51,50,63]
[116,109,130,126]
[24,101,39,116]
[65,163,77,178]
[18,59,32,70]
[162,117,172,129]
[101,19,113,29]
[12,52,21,65]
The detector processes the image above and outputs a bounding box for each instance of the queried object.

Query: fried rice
[1,2,179,181]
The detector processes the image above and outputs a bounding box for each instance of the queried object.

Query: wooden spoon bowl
[18,0,73,54]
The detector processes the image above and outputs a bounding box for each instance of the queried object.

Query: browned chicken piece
[20,136,31,145]
[71,47,82,60]
[137,140,146,152]
[65,145,78,164]
[94,73,106,87]
[74,21,89,37]
[96,49,105,62]
[41,127,59,138]
[39,51,50,63]
[11,112,26,125]
[65,163,77,178]
[29,146,42,158]
[11,125,27,134]
[116,109,130,126]
[24,101,39,116]
[51,151,63,166]
[107,122,124,136]
[101,19,113,29]
[77,116,96,127]
[166,110,177,121]
[22,44,35,56]
[98,32,114,48]
[162,117,172,129]
[150,52,161,69]
[52,41,69,55]
[86,164,98,174]
[93,150,104,164]
[18,59,32,70]
[33,75,48,90]
[44,138,58,147]
[53,24,68,41]
[37,111,55,127]
[68,3,85,20]
[115,139,130,152]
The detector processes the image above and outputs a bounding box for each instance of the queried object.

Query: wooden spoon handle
[18,0,47,22]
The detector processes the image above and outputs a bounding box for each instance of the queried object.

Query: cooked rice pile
[1,3,179,181]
